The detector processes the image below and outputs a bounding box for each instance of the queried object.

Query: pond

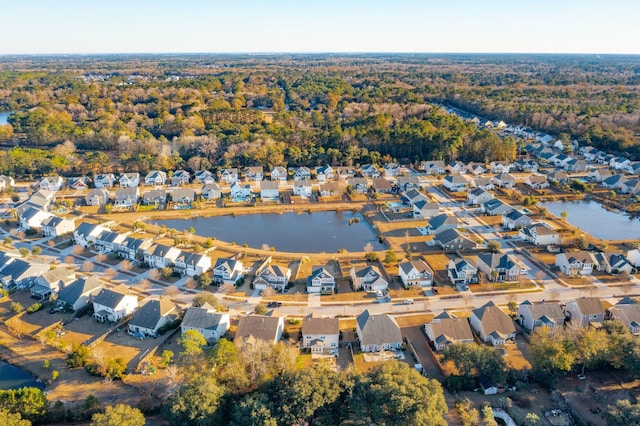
[0,359,45,390]
[153,210,385,253]
[540,199,640,240]
[0,111,14,125]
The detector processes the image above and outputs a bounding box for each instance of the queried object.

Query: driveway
[401,325,443,380]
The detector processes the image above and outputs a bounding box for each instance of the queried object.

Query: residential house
[403,189,429,206]
[360,164,380,178]
[119,173,140,187]
[230,182,251,200]
[432,229,476,250]
[67,177,88,190]
[73,222,109,248]
[594,253,633,275]
[212,257,244,285]
[514,159,538,173]
[306,266,336,294]
[425,214,458,235]
[315,165,335,182]
[448,161,467,175]
[220,168,239,184]
[493,172,516,189]
[142,189,168,206]
[425,311,474,351]
[335,167,356,181]
[243,166,264,182]
[466,162,486,175]
[518,300,565,334]
[447,258,478,285]
[422,161,445,175]
[443,175,468,192]
[41,216,75,237]
[553,154,572,168]
[621,179,640,195]
[469,301,516,345]
[555,251,598,276]
[40,176,64,191]
[92,284,139,323]
[502,209,533,230]
[0,260,49,290]
[235,315,284,346]
[356,310,402,352]
[318,182,343,197]
[611,157,631,171]
[128,297,179,337]
[201,183,222,200]
[253,264,291,292]
[0,175,14,190]
[588,168,612,183]
[564,297,606,328]
[144,170,167,186]
[371,177,392,194]
[470,177,494,190]
[19,207,54,230]
[260,180,279,199]
[114,187,139,207]
[95,231,126,254]
[171,170,191,186]
[16,191,52,216]
[293,180,313,197]
[270,166,288,181]
[383,163,400,177]
[626,249,640,268]
[181,303,230,344]
[490,161,512,174]
[483,199,512,216]
[57,276,103,311]
[467,188,494,206]
[398,259,433,288]
[85,188,110,206]
[347,177,368,194]
[30,267,76,300]
[476,253,521,282]
[422,161,446,175]
[194,170,216,185]
[114,236,152,261]
[412,200,440,218]
[548,170,570,185]
[301,314,340,355]
[350,265,388,291]
[144,244,182,268]
[524,175,549,190]
[94,173,116,188]
[396,176,420,192]
[601,174,627,189]
[518,223,559,246]
[609,299,640,335]
[291,166,312,181]
[174,252,211,277]
[171,188,195,205]
[566,159,587,173]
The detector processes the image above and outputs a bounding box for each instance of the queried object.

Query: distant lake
[153,211,385,253]
[0,359,44,390]
[540,199,640,240]
[0,111,14,125]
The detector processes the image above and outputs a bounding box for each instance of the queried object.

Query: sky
[1,0,638,55]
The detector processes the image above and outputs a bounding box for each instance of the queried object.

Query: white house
[502,209,533,230]
[41,216,75,237]
[493,172,516,189]
[119,173,140,187]
[424,311,474,351]
[171,170,191,186]
[517,300,565,334]
[174,252,211,277]
[144,244,182,268]
[398,259,433,288]
[244,166,264,182]
[40,176,64,192]
[57,276,103,311]
[194,170,216,185]
[212,257,244,285]
[524,175,549,190]
[291,166,312,181]
[518,223,559,246]
[260,180,279,199]
[270,166,288,181]
[306,266,336,294]
[476,253,522,282]
[609,299,640,335]
[301,314,340,355]
[145,170,167,186]
[86,188,110,206]
[315,165,335,182]
[128,297,179,337]
[201,183,222,200]
[383,163,400,177]
[220,168,239,184]
[422,161,445,175]
[114,187,139,207]
[230,182,251,200]
[19,207,54,230]
[469,301,516,345]
[293,180,313,197]
[467,188,494,206]
[443,175,468,192]
[181,303,230,344]
[92,284,139,323]
[350,265,388,291]
[30,267,76,300]
[447,258,478,286]
[564,297,606,328]
[73,222,109,248]
[253,265,291,292]
[356,310,402,352]
[94,173,116,188]
[555,251,597,276]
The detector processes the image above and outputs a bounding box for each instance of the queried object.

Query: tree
[82,261,94,272]
[442,343,506,382]
[19,248,29,258]
[529,329,575,387]
[0,409,31,426]
[350,361,448,426]
[91,404,145,426]
[67,343,90,368]
[31,247,41,256]
[104,268,117,280]
[560,210,568,221]
[255,304,269,315]
[482,405,498,426]
[10,302,24,313]
[456,399,480,426]
[193,292,220,309]
[166,374,224,425]
[574,327,608,375]
[525,412,541,426]
[507,300,518,317]
[197,273,212,287]
[160,350,174,368]
[0,387,48,420]
[178,329,207,356]
[487,240,501,253]
[119,260,132,272]
[51,370,59,381]
[384,249,398,264]
[604,399,640,426]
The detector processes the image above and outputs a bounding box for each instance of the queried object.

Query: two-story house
[171,170,191,186]
[350,265,388,291]
[447,258,478,286]
[212,257,244,285]
[114,187,139,207]
[609,298,640,335]
[469,301,516,345]
[555,251,598,276]
[424,311,474,351]
[517,300,565,334]
[398,259,433,288]
[119,173,140,187]
[220,168,239,184]
[144,244,182,269]
[174,252,211,277]
[94,173,116,188]
[518,223,559,246]
[129,297,179,337]
[356,310,402,352]
[564,297,606,328]
[306,266,336,294]
[502,209,533,230]
[476,253,522,282]
[253,265,291,292]
[92,284,139,323]
[145,170,167,186]
[181,303,230,344]
[235,315,284,346]
[301,314,340,356]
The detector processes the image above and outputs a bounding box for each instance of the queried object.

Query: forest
[0,53,637,177]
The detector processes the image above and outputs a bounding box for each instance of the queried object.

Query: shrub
[26,303,43,314]
[10,301,24,313]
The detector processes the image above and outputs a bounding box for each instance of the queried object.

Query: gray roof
[260,180,279,190]
[301,314,339,336]
[93,284,136,309]
[572,297,605,315]
[434,228,473,246]
[235,315,282,343]
[477,253,517,270]
[357,310,402,346]
[0,259,48,282]
[40,267,75,287]
[399,259,433,276]
[427,315,474,345]
[472,301,516,337]
[428,214,457,230]
[182,303,227,331]
[58,276,103,305]
[520,300,564,323]
[129,297,178,330]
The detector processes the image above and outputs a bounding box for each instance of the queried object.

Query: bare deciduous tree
[148,269,161,281]
[104,268,117,279]
[164,286,180,296]
[183,278,197,289]
[82,261,94,272]
[72,245,84,255]
[119,259,132,271]
[138,278,152,290]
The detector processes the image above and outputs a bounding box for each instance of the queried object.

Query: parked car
[403,299,414,304]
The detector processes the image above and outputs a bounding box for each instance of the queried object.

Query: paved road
[401,325,443,380]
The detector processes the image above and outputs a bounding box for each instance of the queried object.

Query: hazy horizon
[1,0,638,55]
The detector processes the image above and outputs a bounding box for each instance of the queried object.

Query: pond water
[540,199,640,240]
[0,359,44,390]
[0,111,14,125]
[153,211,385,253]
